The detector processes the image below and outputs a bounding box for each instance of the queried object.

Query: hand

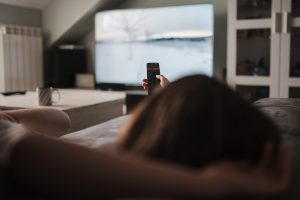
[201,142,290,197]
[0,112,19,123]
[142,75,170,91]
[0,119,28,167]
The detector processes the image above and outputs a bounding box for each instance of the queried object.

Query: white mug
[36,87,61,106]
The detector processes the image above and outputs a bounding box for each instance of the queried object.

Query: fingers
[262,145,291,193]
[0,113,19,123]
[275,145,290,184]
[258,141,290,183]
[259,141,273,170]
[142,79,148,83]
[142,75,170,90]
[142,79,148,91]
[156,75,170,88]
[259,143,290,192]
[156,75,166,81]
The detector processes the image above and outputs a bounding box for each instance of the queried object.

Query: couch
[253,98,300,200]
[1,98,299,199]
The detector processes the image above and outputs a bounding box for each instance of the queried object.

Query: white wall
[43,0,101,46]
[81,0,228,80]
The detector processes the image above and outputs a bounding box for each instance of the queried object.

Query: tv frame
[96,82,143,91]
[95,4,214,91]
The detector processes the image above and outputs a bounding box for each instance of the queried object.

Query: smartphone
[147,63,160,95]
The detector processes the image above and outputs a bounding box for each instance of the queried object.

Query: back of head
[119,75,280,169]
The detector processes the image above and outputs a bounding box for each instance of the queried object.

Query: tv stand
[125,90,147,114]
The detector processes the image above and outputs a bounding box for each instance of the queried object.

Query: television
[95,4,214,89]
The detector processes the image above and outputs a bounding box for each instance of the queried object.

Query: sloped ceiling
[0,0,123,47]
[43,0,123,47]
[0,0,52,10]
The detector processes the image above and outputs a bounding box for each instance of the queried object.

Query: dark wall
[0,3,42,27]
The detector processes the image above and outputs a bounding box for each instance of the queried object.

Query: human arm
[142,75,170,91]
[1,109,70,137]
[9,133,290,199]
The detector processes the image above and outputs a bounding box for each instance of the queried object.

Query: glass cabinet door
[237,0,272,19]
[227,0,281,101]
[236,29,270,76]
[290,0,300,78]
[236,85,269,102]
[289,87,300,98]
[290,28,300,77]
[292,0,300,17]
[279,0,300,98]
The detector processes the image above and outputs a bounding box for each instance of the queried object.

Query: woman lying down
[0,75,290,199]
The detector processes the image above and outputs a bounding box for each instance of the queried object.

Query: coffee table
[0,89,126,132]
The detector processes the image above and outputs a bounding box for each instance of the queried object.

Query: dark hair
[119,75,280,169]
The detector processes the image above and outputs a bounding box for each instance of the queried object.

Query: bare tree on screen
[111,11,150,59]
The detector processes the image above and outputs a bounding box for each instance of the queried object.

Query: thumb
[156,75,170,88]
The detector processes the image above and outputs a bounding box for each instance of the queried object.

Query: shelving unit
[227,0,300,101]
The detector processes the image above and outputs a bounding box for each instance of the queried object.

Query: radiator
[0,25,43,92]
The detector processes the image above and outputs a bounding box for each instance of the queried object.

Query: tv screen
[95,4,213,86]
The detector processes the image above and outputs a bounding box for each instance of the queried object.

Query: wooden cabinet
[227,0,300,101]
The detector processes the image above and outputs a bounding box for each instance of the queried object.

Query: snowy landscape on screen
[95,4,213,85]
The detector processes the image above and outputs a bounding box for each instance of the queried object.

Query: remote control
[147,63,160,95]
